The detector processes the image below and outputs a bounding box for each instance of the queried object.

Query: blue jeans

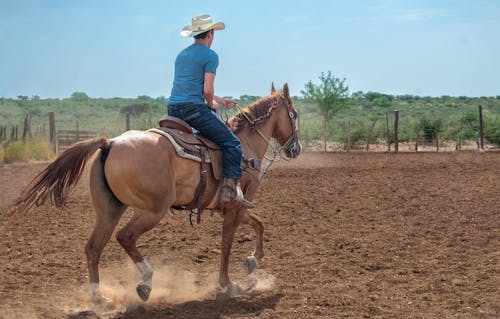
[168,103,242,179]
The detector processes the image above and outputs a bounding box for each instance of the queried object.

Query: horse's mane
[229,94,283,133]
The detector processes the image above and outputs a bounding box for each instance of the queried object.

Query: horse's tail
[8,136,110,215]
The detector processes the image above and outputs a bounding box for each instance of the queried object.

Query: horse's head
[270,83,302,159]
[230,84,302,159]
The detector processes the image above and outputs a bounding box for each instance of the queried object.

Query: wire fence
[298,105,500,152]
[1,102,499,154]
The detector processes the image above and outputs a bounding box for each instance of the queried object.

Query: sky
[1,0,499,99]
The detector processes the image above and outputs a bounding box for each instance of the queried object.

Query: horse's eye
[289,112,295,119]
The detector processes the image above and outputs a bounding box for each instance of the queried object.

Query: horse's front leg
[219,207,248,296]
[242,211,264,274]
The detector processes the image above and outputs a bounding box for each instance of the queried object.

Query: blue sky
[1,0,499,98]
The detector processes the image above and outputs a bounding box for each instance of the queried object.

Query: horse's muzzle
[285,140,302,159]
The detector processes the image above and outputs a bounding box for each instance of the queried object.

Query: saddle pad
[148,128,223,180]
[156,126,220,150]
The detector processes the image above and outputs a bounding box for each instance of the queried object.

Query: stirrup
[240,198,255,208]
[224,198,255,209]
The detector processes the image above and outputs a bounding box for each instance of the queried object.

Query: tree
[452,110,479,148]
[302,71,349,151]
[484,115,500,146]
[351,91,365,100]
[121,102,150,117]
[70,92,90,102]
[365,92,393,102]
[238,95,260,106]
[419,116,444,150]
[372,96,391,109]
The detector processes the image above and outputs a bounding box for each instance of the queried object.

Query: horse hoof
[226,284,245,298]
[226,279,257,298]
[243,256,259,274]
[92,294,113,307]
[92,296,117,314]
[136,284,152,301]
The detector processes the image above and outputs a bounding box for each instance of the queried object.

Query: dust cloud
[61,258,220,316]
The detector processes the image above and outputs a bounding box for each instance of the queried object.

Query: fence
[56,129,98,153]
[1,106,498,155]
[0,113,97,154]
[298,104,499,152]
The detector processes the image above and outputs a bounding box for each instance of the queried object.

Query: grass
[2,139,54,164]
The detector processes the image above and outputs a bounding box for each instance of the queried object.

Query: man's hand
[209,101,218,112]
[214,96,237,109]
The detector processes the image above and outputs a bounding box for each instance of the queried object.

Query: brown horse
[10,83,301,306]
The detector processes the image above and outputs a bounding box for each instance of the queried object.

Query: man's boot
[220,178,255,209]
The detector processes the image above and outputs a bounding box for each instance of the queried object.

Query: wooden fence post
[346,120,351,152]
[386,112,391,152]
[22,113,32,141]
[478,105,484,150]
[49,112,56,152]
[394,110,399,153]
[76,120,80,140]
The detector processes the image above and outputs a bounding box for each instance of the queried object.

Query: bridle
[279,96,300,155]
[234,94,299,179]
[235,95,298,155]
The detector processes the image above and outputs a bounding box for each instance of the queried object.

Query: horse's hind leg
[86,156,126,305]
[116,209,166,302]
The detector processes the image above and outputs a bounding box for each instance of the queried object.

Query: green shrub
[484,116,500,147]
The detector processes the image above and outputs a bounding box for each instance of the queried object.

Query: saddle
[150,116,261,225]
[151,116,224,225]
[156,116,223,180]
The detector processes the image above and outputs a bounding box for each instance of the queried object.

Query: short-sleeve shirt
[168,43,219,105]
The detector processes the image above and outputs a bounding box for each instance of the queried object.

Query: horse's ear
[271,83,276,94]
[283,83,289,97]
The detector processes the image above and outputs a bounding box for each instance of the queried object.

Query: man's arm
[204,72,238,110]
[204,72,215,110]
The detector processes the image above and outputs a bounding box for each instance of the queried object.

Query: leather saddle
[157,116,223,180]
[154,116,224,225]
[153,116,261,225]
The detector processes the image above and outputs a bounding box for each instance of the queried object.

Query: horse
[9,83,301,306]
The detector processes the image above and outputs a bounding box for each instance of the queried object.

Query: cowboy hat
[181,14,225,37]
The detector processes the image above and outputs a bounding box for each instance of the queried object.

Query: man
[168,14,253,209]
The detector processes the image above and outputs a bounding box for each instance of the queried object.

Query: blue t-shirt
[168,43,219,105]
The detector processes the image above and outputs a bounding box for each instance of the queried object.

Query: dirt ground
[0,151,499,319]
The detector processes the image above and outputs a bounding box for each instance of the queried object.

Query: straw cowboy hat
[181,14,225,37]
